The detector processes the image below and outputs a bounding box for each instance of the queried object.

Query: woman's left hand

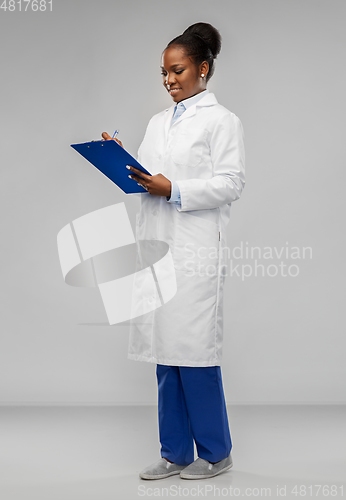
[127,166,171,197]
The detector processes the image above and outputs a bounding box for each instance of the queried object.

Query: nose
[165,72,176,88]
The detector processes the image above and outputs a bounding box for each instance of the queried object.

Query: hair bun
[183,22,222,59]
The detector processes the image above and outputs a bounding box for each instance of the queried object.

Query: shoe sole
[180,461,233,480]
[140,469,184,480]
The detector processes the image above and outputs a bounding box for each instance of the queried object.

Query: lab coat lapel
[163,105,175,147]
[172,92,218,126]
[173,104,197,126]
[163,92,218,145]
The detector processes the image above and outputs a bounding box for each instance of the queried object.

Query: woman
[103,22,245,480]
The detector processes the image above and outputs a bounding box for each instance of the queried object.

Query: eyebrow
[160,64,184,70]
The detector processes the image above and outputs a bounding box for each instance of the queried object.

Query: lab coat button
[152,210,158,216]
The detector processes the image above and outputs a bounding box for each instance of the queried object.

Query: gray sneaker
[180,453,233,479]
[139,457,188,480]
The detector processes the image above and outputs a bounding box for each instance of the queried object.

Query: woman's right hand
[101,131,124,148]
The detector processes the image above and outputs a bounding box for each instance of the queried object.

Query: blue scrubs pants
[156,364,232,466]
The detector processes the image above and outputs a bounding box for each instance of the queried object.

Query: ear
[200,61,209,77]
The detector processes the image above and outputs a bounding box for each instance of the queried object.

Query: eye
[160,70,184,76]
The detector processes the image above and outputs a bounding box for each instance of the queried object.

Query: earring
[201,74,205,78]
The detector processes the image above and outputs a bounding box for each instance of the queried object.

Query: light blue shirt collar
[171,89,209,126]
[176,88,209,111]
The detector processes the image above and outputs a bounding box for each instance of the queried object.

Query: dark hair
[164,22,222,83]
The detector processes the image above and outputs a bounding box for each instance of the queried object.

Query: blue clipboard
[70,140,152,194]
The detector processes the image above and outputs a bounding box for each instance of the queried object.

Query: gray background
[1,0,345,405]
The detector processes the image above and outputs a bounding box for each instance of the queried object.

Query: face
[160,45,208,103]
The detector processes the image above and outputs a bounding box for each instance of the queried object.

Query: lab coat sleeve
[175,113,245,211]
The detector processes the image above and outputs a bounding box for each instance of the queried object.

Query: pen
[112,129,119,139]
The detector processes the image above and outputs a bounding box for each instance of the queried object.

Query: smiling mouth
[169,88,182,94]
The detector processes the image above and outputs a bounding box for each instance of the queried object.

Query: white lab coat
[128,92,245,367]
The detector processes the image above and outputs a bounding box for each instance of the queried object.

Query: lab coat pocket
[171,128,208,167]
[174,211,220,276]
